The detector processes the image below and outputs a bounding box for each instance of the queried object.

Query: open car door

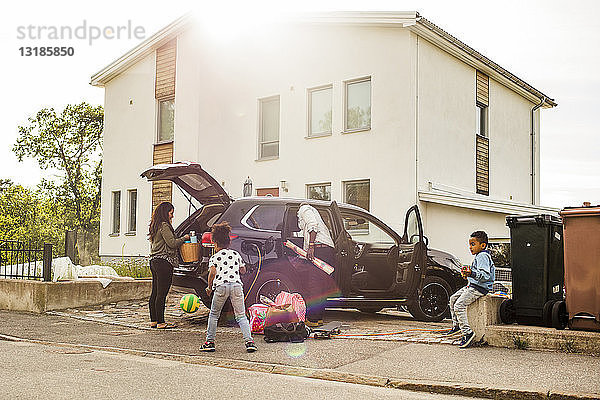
[395,205,428,297]
[329,201,355,297]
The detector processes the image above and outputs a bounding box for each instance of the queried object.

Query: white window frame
[157,98,175,144]
[258,95,280,160]
[476,103,488,138]
[126,189,137,235]
[306,182,332,201]
[111,190,121,235]
[307,84,333,138]
[343,76,372,133]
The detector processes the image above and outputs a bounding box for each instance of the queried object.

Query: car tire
[245,270,300,307]
[357,306,384,314]
[407,275,452,322]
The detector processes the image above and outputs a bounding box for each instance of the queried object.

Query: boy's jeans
[449,286,484,335]
[206,282,253,343]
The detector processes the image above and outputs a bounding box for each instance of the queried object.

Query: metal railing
[0,240,52,281]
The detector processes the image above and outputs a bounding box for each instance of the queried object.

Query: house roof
[89,11,556,107]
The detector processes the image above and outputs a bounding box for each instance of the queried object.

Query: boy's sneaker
[245,341,257,353]
[199,341,215,352]
[444,325,461,335]
[458,331,475,348]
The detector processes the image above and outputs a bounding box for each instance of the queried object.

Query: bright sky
[1,0,598,208]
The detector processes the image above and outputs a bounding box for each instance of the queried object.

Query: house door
[256,188,279,197]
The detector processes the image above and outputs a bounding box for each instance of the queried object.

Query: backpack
[263,322,309,343]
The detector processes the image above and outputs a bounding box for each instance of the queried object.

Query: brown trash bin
[560,204,600,331]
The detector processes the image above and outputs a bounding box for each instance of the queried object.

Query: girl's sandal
[150,322,158,328]
[156,322,177,329]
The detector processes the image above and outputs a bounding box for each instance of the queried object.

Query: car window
[242,205,285,232]
[341,212,395,245]
[406,210,419,243]
[286,206,334,238]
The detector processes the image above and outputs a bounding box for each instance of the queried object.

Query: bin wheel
[499,299,516,324]
[543,300,556,327]
[551,300,568,330]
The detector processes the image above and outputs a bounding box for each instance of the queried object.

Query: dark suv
[142,162,464,322]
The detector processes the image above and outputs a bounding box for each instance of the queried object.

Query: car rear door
[330,201,355,296]
[395,206,428,298]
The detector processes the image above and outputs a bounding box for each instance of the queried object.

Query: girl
[200,221,257,352]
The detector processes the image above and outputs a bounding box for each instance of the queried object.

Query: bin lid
[506,214,562,228]
[560,206,600,218]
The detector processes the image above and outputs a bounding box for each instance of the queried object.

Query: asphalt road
[0,340,486,400]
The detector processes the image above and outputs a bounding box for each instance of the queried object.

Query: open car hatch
[141,161,232,207]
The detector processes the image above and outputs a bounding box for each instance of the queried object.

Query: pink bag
[275,291,306,322]
[248,304,268,334]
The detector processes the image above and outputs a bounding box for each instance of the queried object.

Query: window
[241,205,285,232]
[344,77,371,132]
[476,104,488,137]
[343,180,370,211]
[343,180,370,231]
[308,85,332,137]
[307,183,331,201]
[259,96,280,159]
[158,99,175,142]
[127,190,137,233]
[341,211,395,244]
[111,191,121,235]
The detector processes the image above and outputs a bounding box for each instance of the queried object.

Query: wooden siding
[152,142,173,211]
[476,135,489,195]
[256,188,279,197]
[155,40,176,100]
[476,70,489,106]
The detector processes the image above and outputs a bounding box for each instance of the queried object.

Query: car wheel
[499,299,516,324]
[407,275,452,322]
[357,306,384,313]
[246,270,300,306]
[551,300,568,330]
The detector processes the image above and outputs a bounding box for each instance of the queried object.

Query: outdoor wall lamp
[280,180,288,192]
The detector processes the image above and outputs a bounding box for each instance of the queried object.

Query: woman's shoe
[156,322,177,329]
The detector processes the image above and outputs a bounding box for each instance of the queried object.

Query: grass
[512,335,529,350]
[559,338,577,353]
[104,257,151,278]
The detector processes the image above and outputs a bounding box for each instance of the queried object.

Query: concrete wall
[0,279,151,313]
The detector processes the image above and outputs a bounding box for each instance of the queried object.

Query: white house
[91,11,558,263]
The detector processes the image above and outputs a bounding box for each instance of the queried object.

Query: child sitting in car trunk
[200,222,257,353]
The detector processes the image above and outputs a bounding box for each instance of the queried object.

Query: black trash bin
[505,214,564,326]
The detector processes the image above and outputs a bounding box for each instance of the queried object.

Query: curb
[1,333,597,400]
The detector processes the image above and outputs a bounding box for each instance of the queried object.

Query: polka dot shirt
[209,248,245,290]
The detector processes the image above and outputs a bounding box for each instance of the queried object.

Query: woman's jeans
[149,258,173,324]
[206,283,252,343]
[449,286,484,335]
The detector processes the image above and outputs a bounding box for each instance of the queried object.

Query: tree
[13,103,103,231]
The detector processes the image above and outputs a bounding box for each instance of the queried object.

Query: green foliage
[0,183,65,254]
[512,335,530,350]
[105,258,151,278]
[13,102,103,231]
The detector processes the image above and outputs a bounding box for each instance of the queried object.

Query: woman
[148,201,189,329]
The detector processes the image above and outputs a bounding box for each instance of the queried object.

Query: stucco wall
[100,53,157,257]
[416,37,538,203]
